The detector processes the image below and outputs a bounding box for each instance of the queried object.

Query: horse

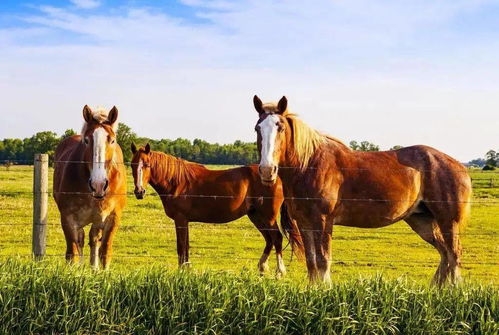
[130,143,303,276]
[53,105,127,269]
[252,95,472,285]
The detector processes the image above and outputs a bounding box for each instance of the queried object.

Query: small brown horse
[53,106,127,269]
[130,144,303,275]
[252,95,472,285]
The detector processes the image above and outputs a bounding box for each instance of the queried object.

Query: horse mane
[284,113,349,170]
[149,151,204,190]
[81,106,118,136]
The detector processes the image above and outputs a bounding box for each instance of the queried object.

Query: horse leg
[61,216,81,264]
[440,223,463,285]
[89,224,102,270]
[77,228,85,265]
[99,212,120,270]
[405,214,448,286]
[300,225,319,283]
[314,216,332,284]
[269,221,286,278]
[174,218,190,268]
[248,213,274,274]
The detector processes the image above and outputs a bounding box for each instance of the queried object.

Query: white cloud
[1,1,499,161]
[69,0,100,9]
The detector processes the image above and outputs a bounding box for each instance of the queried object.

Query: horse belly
[335,178,421,228]
[188,197,247,223]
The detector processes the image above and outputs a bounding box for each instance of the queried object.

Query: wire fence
[1,158,498,270]
[2,159,499,173]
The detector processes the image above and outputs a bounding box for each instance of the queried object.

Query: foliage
[349,140,380,152]
[485,150,497,167]
[390,145,404,150]
[469,158,486,168]
[61,128,76,140]
[116,123,138,163]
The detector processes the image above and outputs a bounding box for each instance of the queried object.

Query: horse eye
[110,139,115,144]
[84,138,89,144]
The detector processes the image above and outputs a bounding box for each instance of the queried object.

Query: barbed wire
[1,190,498,205]
[0,222,497,237]
[2,159,499,174]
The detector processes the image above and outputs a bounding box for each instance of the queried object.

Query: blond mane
[285,113,349,170]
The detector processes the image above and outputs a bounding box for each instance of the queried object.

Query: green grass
[0,165,497,283]
[0,165,498,333]
[0,259,497,335]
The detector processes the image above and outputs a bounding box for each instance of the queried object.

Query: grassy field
[0,259,496,334]
[0,165,498,334]
[0,165,497,283]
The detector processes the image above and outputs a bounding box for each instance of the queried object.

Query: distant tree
[23,131,59,162]
[468,158,486,168]
[116,123,137,163]
[390,145,404,150]
[485,150,497,167]
[61,128,77,140]
[350,140,379,152]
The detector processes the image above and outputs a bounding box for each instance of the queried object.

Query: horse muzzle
[88,178,109,200]
[259,165,278,186]
[134,187,146,200]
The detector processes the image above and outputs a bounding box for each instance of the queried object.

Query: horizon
[1,1,499,161]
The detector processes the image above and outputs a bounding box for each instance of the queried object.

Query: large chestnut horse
[252,95,472,285]
[53,106,126,269]
[130,144,303,276]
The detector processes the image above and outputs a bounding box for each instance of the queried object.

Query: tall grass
[0,259,497,334]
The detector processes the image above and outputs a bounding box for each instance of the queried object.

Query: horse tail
[280,203,305,262]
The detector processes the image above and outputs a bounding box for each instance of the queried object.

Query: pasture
[0,165,497,282]
[0,164,498,334]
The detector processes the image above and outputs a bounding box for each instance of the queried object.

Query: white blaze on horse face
[259,114,280,168]
[137,160,144,189]
[91,128,108,188]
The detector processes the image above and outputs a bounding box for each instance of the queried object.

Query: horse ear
[83,105,93,122]
[144,143,151,154]
[253,95,264,114]
[131,143,137,154]
[277,96,287,114]
[108,106,118,125]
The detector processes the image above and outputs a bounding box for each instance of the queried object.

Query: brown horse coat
[253,96,472,284]
[53,106,126,269]
[131,144,303,275]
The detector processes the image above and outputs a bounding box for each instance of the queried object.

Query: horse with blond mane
[252,95,472,285]
[53,106,126,269]
[130,144,303,275]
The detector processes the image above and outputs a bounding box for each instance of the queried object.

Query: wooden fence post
[33,154,48,260]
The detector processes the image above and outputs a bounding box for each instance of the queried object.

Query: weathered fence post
[32,154,48,260]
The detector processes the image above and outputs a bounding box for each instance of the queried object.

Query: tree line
[1,123,494,168]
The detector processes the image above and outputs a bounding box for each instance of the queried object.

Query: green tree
[390,145,404,150]
[116,123,137,163]
[61,129,77,140]
[350,140,379,152]
[485,150,497,167]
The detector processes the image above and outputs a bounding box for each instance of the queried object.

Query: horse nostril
[103,179,109,191]
[88,179,96,192]
[272,165,277,174]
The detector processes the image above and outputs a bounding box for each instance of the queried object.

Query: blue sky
[1,0,499,161]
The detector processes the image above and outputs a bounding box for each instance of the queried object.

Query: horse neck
[148,151,198,194]
[281,118,349,175]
